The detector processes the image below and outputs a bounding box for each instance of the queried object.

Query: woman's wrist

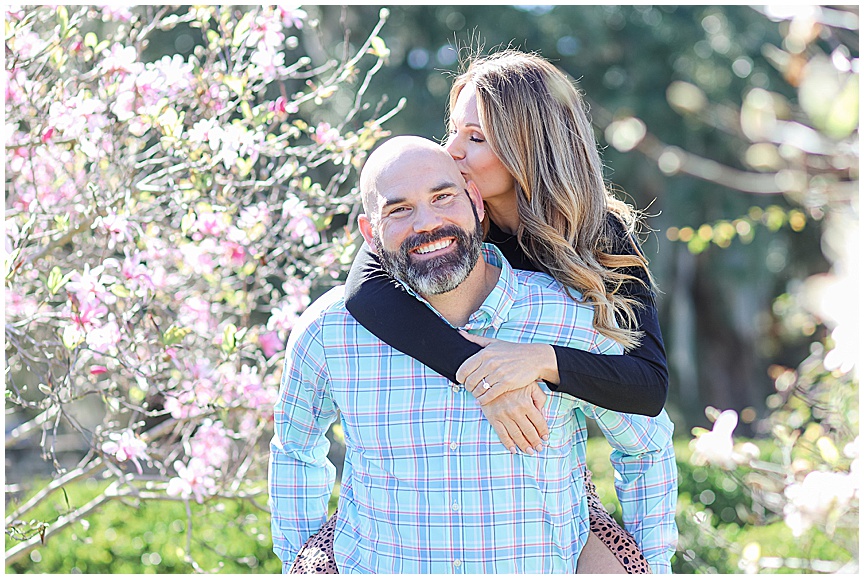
[536,343,560,386]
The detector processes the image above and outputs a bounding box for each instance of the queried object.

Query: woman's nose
[445,135,464,160]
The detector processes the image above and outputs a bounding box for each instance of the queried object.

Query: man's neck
[422,258,501,327]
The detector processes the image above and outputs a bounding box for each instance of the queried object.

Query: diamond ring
[481,378,492,391]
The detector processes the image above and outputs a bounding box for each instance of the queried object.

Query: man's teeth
[415,239,453,254]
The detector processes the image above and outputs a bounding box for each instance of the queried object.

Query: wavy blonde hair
[448,49,652,350]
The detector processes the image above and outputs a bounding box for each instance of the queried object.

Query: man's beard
[375,215,483,297]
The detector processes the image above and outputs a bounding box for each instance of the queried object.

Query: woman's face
[444,83,515,203]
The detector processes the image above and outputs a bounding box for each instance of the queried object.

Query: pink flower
[67,264,117,305]
[96,211,134,248]
[189,419,232,467]
[278,5,308,29]
[86,318,121,354]
[102,430,148,474]
[70,299,109,333]
[99,43,141,77]
[41,127,54,143]
[99,5,134,22]
[90,365,108,375]
[166,458,216,503]
[312,122,341,146]
[268,96,298,115]
[258,330,283,358]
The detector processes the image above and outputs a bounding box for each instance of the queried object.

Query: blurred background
[266,4,856,434]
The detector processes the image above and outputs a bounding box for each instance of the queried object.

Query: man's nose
[412,204,444,233]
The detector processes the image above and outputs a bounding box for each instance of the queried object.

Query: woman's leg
[576,470,652,574]
[287,511,339,574]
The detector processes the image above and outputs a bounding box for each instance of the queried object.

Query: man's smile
[411,237,455,257]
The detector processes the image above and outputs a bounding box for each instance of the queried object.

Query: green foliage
[8,438,854,573]
[587,438,856,574]
[5,478,340,574]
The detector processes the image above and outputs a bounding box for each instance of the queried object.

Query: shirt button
[454,559,462,567]
[451,385,460,393]
[450,442,458,450]
[451,502,460,512]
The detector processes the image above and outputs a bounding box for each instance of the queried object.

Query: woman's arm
[460,214,669,417]
[548,217,668,416]
[344,242,549,454]
[343,242,482,383]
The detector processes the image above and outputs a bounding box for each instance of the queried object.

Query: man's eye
[388,206,409,215]
[435,193,453,202]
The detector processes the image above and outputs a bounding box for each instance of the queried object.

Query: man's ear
[358,214,376,248]
[465,180,485,222]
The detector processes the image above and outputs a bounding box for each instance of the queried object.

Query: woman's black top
[343,212,668,416]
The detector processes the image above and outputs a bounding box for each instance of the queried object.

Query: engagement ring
[481,378,492,390]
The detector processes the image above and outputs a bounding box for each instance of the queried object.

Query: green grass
[5,439,856,574]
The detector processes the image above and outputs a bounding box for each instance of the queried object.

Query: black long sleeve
[343,213,669,416]
[344,242,481,382]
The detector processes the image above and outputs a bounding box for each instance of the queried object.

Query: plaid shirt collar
[393,243,517,333]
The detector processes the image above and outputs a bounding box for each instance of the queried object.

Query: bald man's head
[356,135,487,298]
[359,136,465,220]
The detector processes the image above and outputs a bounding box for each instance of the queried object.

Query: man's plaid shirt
[269,245,678,573]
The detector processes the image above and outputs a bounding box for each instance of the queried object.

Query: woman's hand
[480,382,549,454]
[456,331,560,405]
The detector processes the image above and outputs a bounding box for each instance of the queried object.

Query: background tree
[5,5,398,568]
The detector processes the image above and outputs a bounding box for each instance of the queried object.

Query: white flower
[691,409,738,469]
[783,469,857,536]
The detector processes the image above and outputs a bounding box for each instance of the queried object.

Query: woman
[291,50,669,574]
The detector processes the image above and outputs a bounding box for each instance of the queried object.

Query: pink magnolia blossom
[221,240,247,269]
[5,289,39,320]
[189,419,232,467]
[70,298,109,333]
[166,458,216,504]
[250,45,285,81]
[312,122,341,146]
[258,330,284,358]
[277,5,308,29]
[67,264,117,305]
[249,11,285,49]
[99,43,142,77]
[86,318,122,354]
[95,211,134,248]
[281,196,321,246]
[102,430,148,474]
[10,30,46,60]
[90,365,108,375]
[269,96,299,115]
[99,5,134,22]
[119,252,155,291]
[193,210,230,237]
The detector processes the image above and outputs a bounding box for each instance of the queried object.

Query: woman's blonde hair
[448,49,651,350]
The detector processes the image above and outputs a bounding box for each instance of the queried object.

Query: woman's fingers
[458,329,495,348]
[455,351,484,387]
[480,386,549,454]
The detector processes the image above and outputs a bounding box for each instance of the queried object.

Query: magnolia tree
[5,4,400,567]
[650,6,858,573]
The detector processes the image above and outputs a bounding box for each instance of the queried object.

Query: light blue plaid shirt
[269,245,678,573]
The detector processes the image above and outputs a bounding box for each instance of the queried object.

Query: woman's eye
[470,135,485,143]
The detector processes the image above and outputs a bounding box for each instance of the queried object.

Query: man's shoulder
[291,286,353,335]
[511,268,586,305]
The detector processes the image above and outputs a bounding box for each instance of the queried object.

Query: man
[269,136,678,573]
